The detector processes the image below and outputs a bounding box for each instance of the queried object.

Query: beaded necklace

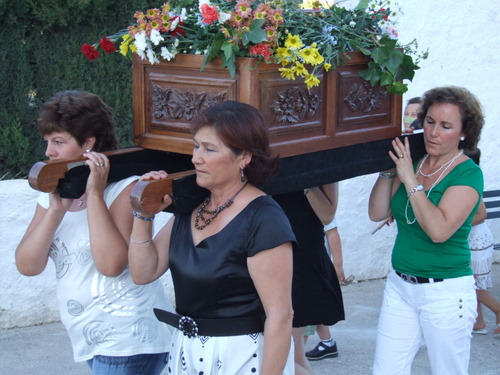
[405,149,463,225]
[195,182,248,230]
[417,149,464,178]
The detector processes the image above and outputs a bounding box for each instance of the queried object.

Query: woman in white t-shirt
[15,90,170,375]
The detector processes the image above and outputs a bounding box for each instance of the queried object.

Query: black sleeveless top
[169,195,296,319]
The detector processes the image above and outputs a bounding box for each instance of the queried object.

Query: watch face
[417,184,424,191]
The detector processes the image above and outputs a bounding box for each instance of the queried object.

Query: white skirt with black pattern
[468,221,495,290]
[165,329,295,374]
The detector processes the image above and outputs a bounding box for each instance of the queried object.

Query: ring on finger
[399,154,404,159]
[99,163,105,167]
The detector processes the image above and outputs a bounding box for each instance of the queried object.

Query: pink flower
[249,42,273,61]
[201,3,220,24]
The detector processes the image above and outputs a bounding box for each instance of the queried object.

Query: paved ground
[2,264,500,375]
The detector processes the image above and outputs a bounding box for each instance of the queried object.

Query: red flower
[81,43,100,60]
[249,43,273,61]
[200,3,219,25]
[99,37,117,54]
[169,16,185,37]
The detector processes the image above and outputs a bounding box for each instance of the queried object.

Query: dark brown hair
[190,101,279,185]
[417,86,484,150]
[37,90,118,151]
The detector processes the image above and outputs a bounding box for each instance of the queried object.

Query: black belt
[396,271,444,284]
[153,308,264,338]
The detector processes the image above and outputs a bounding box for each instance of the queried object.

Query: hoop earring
[241,169,245,183]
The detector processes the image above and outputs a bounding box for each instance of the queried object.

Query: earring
[460,136,465,141]
[85,149,91,153]
[241,169,245,183]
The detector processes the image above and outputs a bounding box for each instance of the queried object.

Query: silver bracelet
[379,171,397,179]
[304,188,311,195]
[130,235,152,244]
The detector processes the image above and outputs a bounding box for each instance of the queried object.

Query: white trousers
[373,270,476,375]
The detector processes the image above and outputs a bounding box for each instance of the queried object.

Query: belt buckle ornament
[401,273,418,284]
[178,316,199,338]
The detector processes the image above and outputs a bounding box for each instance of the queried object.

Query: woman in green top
[369,86,484,375]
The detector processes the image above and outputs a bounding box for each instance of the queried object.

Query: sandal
[472,328,488,335]
[494,324,500,338]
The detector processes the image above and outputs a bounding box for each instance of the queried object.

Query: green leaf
[395,55,420,81]
[221,53,237,78]
[380,72,394,87]
[242,19,267,45]
[359,62,382,86]
[383,48,404,75]
[386,82,408,95]
[355,0,371,11]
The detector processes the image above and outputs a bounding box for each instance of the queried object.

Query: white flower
[161,47,175,61]
[150,29,164,46]
[198,0,210,11]
[219,11,231,23]
[134,31,148,56]
[171,17,180,31]
[146,48,159,64]
[349,21,356,28]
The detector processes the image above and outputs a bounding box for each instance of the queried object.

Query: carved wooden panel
[132,53,401,157]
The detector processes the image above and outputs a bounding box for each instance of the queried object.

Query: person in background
[403,96,422,132]
[274,183,345,374]
[304,182,345,362]
[465,148,500,338]
[369,86,484,375]
[128,101,296,375]
[15,90,171,375]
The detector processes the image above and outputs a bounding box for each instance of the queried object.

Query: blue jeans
[87,352,168,375]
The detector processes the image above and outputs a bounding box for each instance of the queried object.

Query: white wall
[1,0,499,328]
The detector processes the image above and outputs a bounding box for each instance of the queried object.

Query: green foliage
[0,0,159,179]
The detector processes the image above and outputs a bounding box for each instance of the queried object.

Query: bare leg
[293,327,315,375]
[473,294,485,330]
[476,289,500,334]
[315,325,332,341]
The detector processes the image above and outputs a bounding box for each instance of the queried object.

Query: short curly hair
[190,101,279,186]
[37,90,118,152]
[417,86,484,150]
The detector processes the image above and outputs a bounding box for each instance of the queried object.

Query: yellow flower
[324,63,332,72]
[120,34,133,56]
[300,47,323,65]
[304,73,321,89]
[279,67,295,80]
[285,34,303,49]
[292,62,308,77]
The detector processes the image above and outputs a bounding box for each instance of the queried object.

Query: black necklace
[195,182,248,230]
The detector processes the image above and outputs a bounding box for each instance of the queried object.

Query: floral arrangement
[82,0,427,93]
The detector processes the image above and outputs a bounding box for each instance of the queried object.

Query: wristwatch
[407,184,424,198]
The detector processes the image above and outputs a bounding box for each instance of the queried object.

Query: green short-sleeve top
[391,158,483,279]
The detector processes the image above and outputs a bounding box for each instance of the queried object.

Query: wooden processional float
[28,54,425,215]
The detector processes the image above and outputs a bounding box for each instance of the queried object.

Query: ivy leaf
[395,55,420,81]
[383,48,404,75]
[386,81,408,95]
[242,19,267,45]
[380,71,394,86]
[359,61,382,86]
[220,51,237,77]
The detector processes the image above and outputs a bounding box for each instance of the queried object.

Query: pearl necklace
[195,182,248,230]
[405,150,463,225]
[417,149,464,178]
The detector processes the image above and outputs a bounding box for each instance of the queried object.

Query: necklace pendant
[77,199,84,207]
